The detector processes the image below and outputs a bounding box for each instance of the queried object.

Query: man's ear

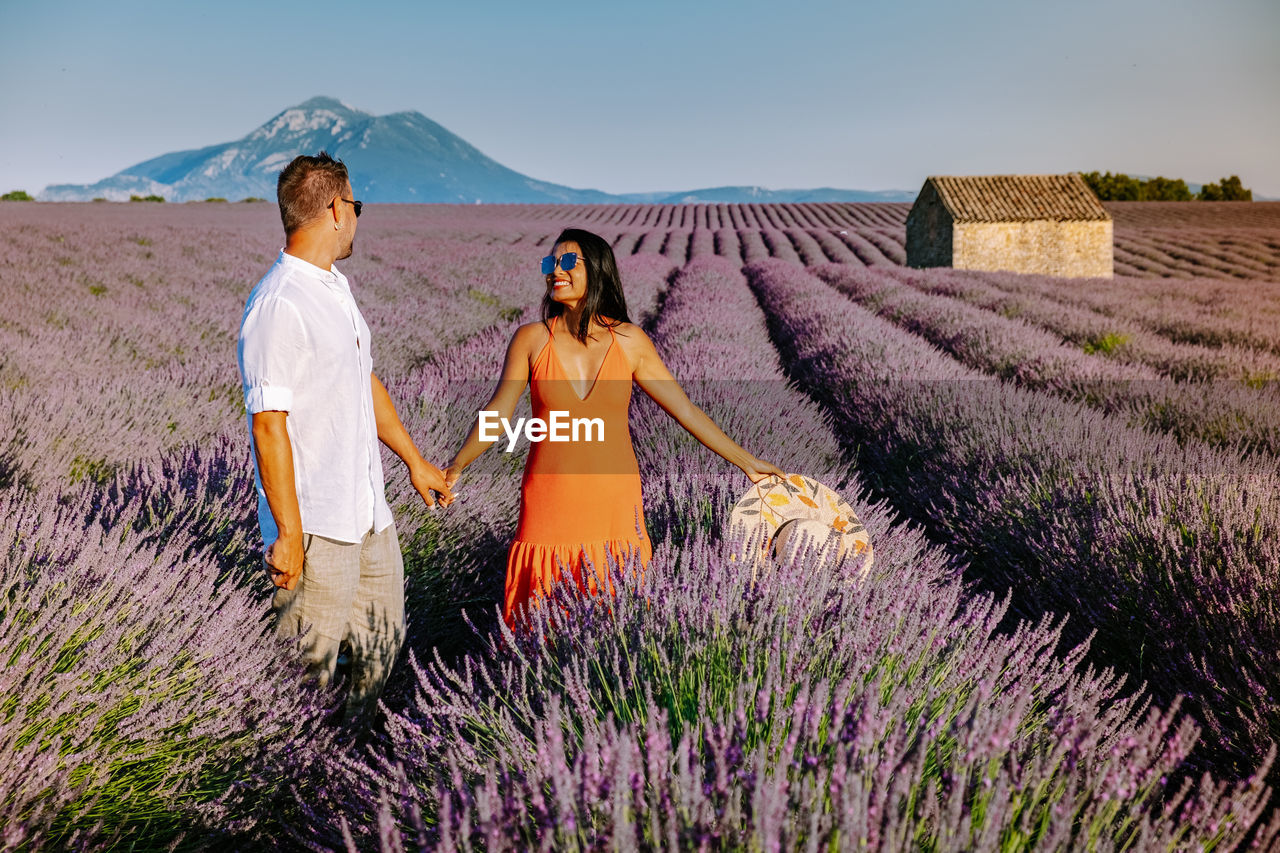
[329,196,343,230]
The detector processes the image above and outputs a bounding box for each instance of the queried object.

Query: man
[237,151,451,721]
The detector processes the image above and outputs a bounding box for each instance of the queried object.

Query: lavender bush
[0,205,533,491]
[316,255,1277,851]
[877,265,1280,384]
[1114,230,1279,280]
[0,454,334,849]
[746,257,1280,779]
[811,263,1280,455]
[968,267,1280,361]
[2,203,1279,848]
[758,230,802,265]
[376,540,1277,851]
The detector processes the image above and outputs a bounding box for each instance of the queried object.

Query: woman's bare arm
[622,326,784,484]
[445,323,543,485]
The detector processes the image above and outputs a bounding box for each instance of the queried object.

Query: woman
[445,228,781,627]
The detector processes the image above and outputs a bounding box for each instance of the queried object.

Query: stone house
[906,174,1113,277]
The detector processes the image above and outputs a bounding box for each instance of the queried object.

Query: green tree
[1143,176,1192,201]
[1081,171,1251,202]
[1,190,34,201]
[129,194,165,203]
[1198,175,1252,201]
[1081,171,1141,201]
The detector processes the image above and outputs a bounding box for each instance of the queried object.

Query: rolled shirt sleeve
[238,296,307,414]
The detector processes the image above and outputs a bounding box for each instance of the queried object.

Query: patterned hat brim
[728,473,873,572]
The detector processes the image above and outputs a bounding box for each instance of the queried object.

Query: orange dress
[503,317,652,626]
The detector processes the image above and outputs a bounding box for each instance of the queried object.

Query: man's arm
[252,410,305,590]
[371,373,453,508]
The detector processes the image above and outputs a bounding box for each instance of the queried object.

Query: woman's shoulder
[607,319,647,340]
[499,318,550,358]
[607,320,657,361]
[509,319,553,354]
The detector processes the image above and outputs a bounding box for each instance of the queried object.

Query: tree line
[1082,171,1253,202]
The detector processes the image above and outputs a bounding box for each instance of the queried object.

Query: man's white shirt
[237,250,393,545]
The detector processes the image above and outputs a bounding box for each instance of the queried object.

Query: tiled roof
[926,174,1111,223]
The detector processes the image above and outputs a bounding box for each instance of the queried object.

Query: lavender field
[2,199,1280,850]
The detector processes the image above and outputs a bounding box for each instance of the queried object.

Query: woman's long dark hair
[541,228,630,343]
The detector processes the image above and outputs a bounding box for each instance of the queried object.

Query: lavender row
[1107,201,1280,230]
[745,258,1280,778]
[0,210,533,490]
[1115,230,1280,280]
[1113,229,1280,280]
[0,440,338,849]
[0,229,676,846]
[462,202,913,230]
[354,534,1276,851]
[321,257,1278,849]
[881,264,1280,384]
[968,265,1280,360]
[530,223,910,267]
[813,263,1280,455]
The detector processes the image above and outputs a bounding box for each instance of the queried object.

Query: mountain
[41,97,616,204]
[39,97,913,204]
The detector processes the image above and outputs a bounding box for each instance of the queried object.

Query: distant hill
[39,97,912,204]
[41,97,617,204]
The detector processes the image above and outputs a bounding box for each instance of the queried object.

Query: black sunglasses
[541,252,580,275]
[330,197,363,217]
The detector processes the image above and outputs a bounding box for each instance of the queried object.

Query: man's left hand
[411,462,454,508]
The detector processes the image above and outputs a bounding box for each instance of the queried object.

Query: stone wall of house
[905,182,952,268]
[952,220,1113,277]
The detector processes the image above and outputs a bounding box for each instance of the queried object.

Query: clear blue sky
[2,0,1277,197]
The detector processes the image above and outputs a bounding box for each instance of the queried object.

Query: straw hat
[729,473,873,578]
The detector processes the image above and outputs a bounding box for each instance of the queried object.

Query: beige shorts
[269,523,404,721]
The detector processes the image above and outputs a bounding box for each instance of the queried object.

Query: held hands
[411,461,455,509]
[265,532,304,591]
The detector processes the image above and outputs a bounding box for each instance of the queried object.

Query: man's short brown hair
[277,152,350,235]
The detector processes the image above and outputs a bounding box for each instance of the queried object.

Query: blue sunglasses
[541,252,580,275]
